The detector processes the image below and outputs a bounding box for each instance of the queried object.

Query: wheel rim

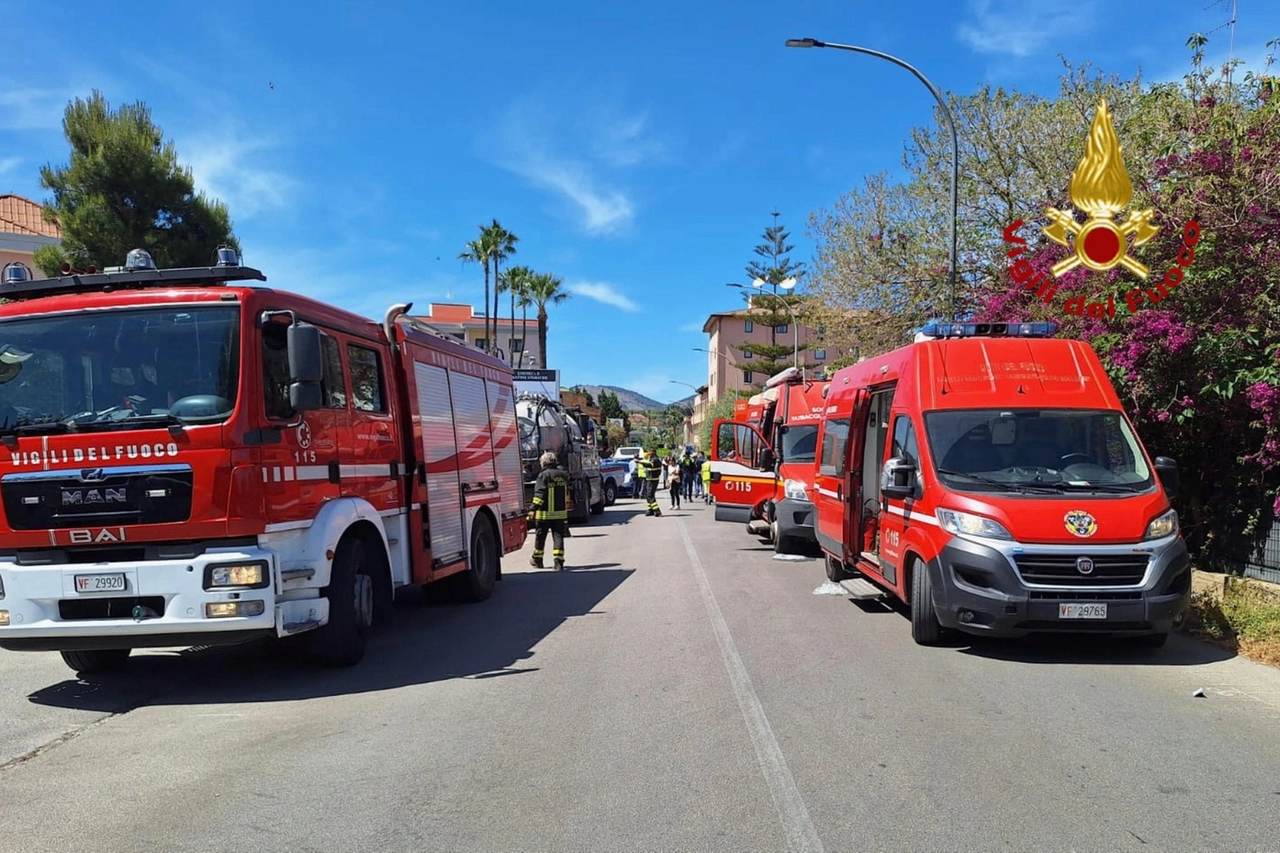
[354,573,374,629]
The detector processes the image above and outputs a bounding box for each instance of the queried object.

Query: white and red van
[708,367,830,554]
[812,321,1190,646]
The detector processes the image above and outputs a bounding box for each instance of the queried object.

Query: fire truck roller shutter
[262,495,396,632]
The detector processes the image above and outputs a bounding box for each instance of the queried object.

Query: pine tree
[733,212,809,389]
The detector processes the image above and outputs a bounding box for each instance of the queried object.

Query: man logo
[1076,556,1095,575]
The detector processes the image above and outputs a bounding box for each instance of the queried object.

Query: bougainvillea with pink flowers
[973,42,1280,554]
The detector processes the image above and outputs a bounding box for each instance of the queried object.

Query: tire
[311,536,375,667]
[452,514,499,603]
[825,554,853,581]
[604,480,618,506]
[1132,631,1168,649]
[60,648,131,675]
[909,557,943,646]
[771,518,793,554]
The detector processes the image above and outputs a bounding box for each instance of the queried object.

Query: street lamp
[785,37,959,321]
[694,346,741,394]
[727,281,800,369]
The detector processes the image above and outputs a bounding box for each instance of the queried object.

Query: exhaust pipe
[384,302,412,350]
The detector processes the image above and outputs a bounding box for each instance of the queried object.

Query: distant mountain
[569,384,690,412]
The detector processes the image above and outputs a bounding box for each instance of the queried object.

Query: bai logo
[1002,99,1202,318]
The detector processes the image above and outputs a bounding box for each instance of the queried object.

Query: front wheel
[604,480,617,506]
[825,555,853,581]
[909,557,943,646]
[311,536,375,667]
[61,648,131,675]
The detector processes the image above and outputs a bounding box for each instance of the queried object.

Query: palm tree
[482,220,518,357]
[526,271,570,368]
[458,229,498,351]
[499,265,535,366]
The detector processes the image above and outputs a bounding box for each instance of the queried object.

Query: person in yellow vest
[639,448,663,517]
[528,451,569,570]
[701,458,712,504]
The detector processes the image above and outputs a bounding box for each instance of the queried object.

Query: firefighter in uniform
[529,451,569,570]
[640,448,663,516]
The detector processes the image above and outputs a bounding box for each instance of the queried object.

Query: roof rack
[0,264,266,301]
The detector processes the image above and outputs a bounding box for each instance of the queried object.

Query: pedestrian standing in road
[528,451,570,570]
[680,449,698,501]
[640,448,663,517]
[669,469,682,510]
[693,451,706,498]
[701,457,712,504]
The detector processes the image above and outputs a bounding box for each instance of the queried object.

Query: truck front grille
[1013,553,1149,586]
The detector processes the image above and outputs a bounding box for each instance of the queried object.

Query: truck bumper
[928,535,1192,639]
[0,545,316,652]
[773,497,817,545]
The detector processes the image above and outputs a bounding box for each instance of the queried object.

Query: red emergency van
[810,321,1189,646]
[0,251,527,674]
[708,367,830,554]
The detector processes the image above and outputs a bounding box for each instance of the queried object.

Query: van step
[839,577,885,600]
[282,619,321,635]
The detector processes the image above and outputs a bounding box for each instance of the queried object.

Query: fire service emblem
[1064,510,1098,538]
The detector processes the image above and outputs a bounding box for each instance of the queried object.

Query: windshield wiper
[73,412,188,433]
[935,468,1037,492]
[1051,482,1144,493]
[2,421,73,436]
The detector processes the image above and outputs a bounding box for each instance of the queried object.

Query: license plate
[75,573,127,593]
[1059,602,1107,619]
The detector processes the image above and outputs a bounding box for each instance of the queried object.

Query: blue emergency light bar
[919,321,1057,339]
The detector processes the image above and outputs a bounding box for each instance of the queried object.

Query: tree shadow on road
[26,567,634,713]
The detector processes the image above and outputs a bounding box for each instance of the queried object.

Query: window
[744,320,754,333]
[743,350,753,359]
[262,321,292,420]
[509,338,524,352]
[819,418,850,477]
[776,324,788,334]
[743,370,753,383]
[474,338,488,351]
[321,334,347,409]
[814,349,827,360]
[346,343,386,413]
[892,415,920,466]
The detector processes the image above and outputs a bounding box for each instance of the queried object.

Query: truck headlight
[205,562,269,589]
[1144,508,1179,540]
[936,508,1013,540]
[783,479,810,501]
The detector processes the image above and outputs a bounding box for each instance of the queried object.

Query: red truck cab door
[708,418,777,524]
[814,389,868,561]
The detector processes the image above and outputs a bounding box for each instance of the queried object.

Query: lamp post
[727,281,800,369]
[785,37,959,321]
[694,346,740,395]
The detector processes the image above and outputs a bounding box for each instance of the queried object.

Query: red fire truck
[708,367,829,554]
[810,321,1189,646]
[0,251,527,674]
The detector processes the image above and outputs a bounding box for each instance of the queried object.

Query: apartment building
[0,194,61,276]
[700,304,826,402]
[411,303,542,368]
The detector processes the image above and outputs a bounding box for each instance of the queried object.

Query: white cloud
[484,93,667,235]
[0,156,20,178]
[568,281,640,312]
[183,134,296,220]
[957,0,1096,58]
[0,83,80,131]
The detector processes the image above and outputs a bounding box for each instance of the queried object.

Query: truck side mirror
[287,322,324,412]
[759,447,776,471]
[1154,456,1179,500]
[880,456,917,500]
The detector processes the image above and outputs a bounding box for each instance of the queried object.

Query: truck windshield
[922,408,1154,493]
[780,424,818,464]
[0,306,240,434]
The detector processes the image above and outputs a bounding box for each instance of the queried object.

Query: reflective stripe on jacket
[531,465,569,521]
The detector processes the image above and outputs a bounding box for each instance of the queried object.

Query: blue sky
[3,0,1277,404]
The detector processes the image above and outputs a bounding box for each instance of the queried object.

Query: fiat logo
[1076,556,1095,575]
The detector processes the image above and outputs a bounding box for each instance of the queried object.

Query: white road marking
[677,518,825,853]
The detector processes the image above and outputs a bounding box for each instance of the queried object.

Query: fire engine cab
[813,321,1190,647]
[0,251,527,674]
[707,367,828,554]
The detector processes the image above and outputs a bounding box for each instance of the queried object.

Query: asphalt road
[2,496,1280,853]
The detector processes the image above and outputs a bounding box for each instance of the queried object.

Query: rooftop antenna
[1205,0,1239,85]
